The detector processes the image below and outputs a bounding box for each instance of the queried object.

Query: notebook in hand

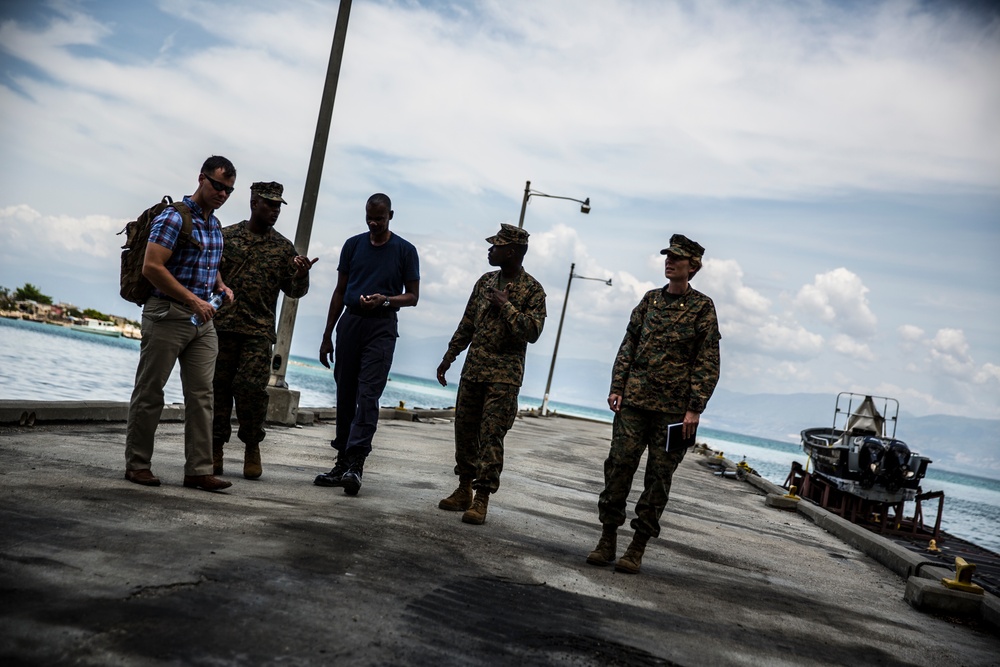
[665,422,697,452]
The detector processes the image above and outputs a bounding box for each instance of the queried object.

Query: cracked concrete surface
[1,416,998,666]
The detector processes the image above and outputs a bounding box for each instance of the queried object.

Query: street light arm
[527,191,590,207]
[572,273,612,286]
[517,180,591,228]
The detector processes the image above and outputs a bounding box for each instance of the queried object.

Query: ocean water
[3,316,998,553]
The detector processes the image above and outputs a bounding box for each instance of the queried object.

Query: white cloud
[931,327,971,358]
[0,1,998,419]
[928,327,974,378]
[756,321,825,358]
[830,334,875,362]
[898,324,925,344]
[4,0,998,210]
[699,258,771,318]
[698,256,823,360]
[794,267,877,338]
[0,205,120,258]
[975,363,1000,385]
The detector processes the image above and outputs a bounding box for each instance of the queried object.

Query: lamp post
[540,262,612,416]
[517,180,590,229]
[269,0,352,396]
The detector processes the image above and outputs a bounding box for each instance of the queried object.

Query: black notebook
[665,422,697,452]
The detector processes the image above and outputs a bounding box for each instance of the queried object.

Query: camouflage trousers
[597,405,687,537]
[453,380,519,493]
[213,332,271,448]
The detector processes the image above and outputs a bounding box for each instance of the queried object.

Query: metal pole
[541,263,574,416]
[270,0,352,389]
[517,180,531,228]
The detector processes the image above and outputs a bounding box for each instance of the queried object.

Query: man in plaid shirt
[124,155,236,493]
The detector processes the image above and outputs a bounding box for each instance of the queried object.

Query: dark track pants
[332,312,397,458]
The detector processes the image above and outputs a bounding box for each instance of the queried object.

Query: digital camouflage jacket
[214,221,309,341]
[610,285,721,414]
[443,269,547,386]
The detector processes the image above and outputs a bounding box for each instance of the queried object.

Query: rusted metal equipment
[783,461,943,541]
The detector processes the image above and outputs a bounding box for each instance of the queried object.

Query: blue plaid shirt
[148,196,224,302]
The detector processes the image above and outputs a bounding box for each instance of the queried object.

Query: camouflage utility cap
[486,223,529,246]
[251,181,288,204]
[660,234,704,261]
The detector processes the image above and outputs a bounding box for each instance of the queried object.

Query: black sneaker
[314,457,349,487]
[342,458,365,496]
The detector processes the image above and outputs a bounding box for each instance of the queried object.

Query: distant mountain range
[298,325,1000,480]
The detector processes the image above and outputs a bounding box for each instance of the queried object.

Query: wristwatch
[382,298,390,308]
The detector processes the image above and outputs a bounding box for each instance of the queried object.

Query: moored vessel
[70,318,123,337]
[800,392,931,503]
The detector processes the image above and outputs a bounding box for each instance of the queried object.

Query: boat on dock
[785,392,945,547]
[799,392,931,503]
[782,393,1000,597]
[70,318,123,337]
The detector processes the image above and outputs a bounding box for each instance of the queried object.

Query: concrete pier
[1,412,998,665]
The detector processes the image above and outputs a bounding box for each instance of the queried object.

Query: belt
[346,305,396,319]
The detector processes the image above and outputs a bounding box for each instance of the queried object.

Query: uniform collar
[239,219,277,240]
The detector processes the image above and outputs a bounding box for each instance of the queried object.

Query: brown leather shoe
[125,469,161,487]
[182,475,232,492]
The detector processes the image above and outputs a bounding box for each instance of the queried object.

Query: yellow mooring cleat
[941,557,984,595]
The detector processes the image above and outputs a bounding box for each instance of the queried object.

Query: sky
[1,0,998,420]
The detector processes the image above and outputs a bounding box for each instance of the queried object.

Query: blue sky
[1,0,998,420]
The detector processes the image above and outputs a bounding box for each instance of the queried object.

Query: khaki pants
[125,297,218,476]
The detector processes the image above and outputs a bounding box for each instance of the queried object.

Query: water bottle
[190,292,224,326]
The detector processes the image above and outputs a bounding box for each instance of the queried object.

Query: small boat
[71,318,123,338]
[800,393,931,503]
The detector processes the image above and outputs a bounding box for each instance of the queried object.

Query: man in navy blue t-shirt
[315,193,420,495]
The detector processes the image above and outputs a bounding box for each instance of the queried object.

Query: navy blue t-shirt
[338,232,420,309]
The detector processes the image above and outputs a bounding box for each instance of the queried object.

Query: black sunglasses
[202,172,235,195]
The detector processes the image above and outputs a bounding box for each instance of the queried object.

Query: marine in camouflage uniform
[212,181,316,479]
[436,223,546,525]
[587,234,721,574]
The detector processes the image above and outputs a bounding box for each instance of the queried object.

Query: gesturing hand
[486,286,509,307]
[293,256,318,278]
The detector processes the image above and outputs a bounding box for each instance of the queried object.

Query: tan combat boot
[586,524,618,566]
[461,489,490,525]
[615,531,650,574]
[212,443,224,475]
[438,479,474,511]
[244,444,263,480]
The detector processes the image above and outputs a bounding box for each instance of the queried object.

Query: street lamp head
[580,198,591,214]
